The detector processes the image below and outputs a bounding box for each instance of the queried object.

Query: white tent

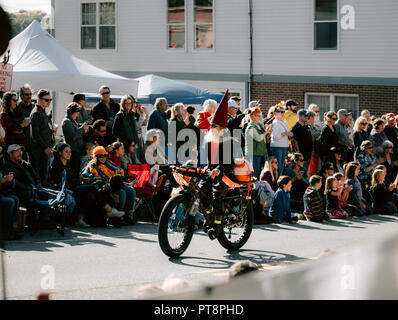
[1,20,138,134]
[2,20,138,95]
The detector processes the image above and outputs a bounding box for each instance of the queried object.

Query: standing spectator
[260,156,280,192]
[30,89,56,186]
[91,86,120,139]
[268,176,298,224]
[319,111,339,162]
[270,106,292,175]
[186,106,196,125]
[335,109,354,162]
[283,99,300,130]
[353,116,370,155]
[303,175,329,222]
[370,118,388,154]
[62,102,90,176]
[361,110,373,135]
[384,113,398,152]
[0,92,29,148]
[147,97,169,145]
[195,99,216,132]
[73,93,89,125]
[245,107,269,178]
[371,169,398,215]
[291,109,313,169]
[324,176,349,219]
[112,95,139,146]
[134,103,149,156]
[16,84,34,153]
[227,99,245,136]
[307,110,322,176]
[308,104,323,130]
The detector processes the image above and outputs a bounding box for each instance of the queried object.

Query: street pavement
[1,213,398,300]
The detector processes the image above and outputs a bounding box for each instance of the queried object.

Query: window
[194,0,213,49]
[168,0,185,49]
[305,93,359,119]
[314,0,338,50]
[81,2,116,50]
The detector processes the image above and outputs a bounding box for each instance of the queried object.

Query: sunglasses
[297,159,304,162]
[360,122,368,125]
[97,154,107,158]
[101,91,110,95]
[327,167,334,170]
[99,129,107,133]
[43,98,52,102]
[385,146,393,149]
[330,117,337,120]
[24,93,32,96]
[276,110,285,114]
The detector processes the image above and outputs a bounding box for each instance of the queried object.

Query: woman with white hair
[377,140,398,184]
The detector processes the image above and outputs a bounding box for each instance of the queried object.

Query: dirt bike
[157,165,254,258]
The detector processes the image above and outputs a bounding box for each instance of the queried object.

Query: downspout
[248,0,253,103]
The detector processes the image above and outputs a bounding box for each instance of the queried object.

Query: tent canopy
[135,74,223,105]
[1,20,138,95]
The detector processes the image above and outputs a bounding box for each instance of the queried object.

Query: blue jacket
[147,109,168,142]
[268,188,292,223]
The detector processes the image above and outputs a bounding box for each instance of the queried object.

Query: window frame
[313,0,340,52]
[192,0,215,52]
[80,1,117,51]
[166,0,187,51]
[305,92,359,118]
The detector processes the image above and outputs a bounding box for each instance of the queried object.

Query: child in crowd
[325,176,349,219]
[303,175,329,222]
[371,170,398,215]
[333,173,358,217]
[268,176,299,224]
[80,142,95,171]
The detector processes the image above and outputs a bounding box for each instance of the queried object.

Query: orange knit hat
[93,146,107,157]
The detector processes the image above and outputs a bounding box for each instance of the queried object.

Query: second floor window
[314,0,338,50]
[81,2,116,50]
[194,0,213,49]
[168,0,185,49]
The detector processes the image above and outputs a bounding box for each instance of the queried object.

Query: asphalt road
[2,213,398,300]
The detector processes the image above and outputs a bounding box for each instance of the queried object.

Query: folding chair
[27,170,72,236]
[127,163,166,223]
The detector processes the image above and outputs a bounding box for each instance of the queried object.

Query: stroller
[27,170,73,236]
[127,163,167,224]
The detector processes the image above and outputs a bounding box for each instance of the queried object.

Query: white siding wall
[54,0,250,75]
[253,0,398,78]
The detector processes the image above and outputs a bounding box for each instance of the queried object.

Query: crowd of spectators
[0,84,398,240]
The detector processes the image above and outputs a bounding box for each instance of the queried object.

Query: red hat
[211,89,229,128]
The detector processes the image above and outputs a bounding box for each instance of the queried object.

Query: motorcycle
[157,165,254,258]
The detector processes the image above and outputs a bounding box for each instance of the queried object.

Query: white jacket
[270,119,290,148]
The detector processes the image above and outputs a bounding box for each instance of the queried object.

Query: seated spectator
[284,153,309,212]
[370,118,388,154]
[356,140,382,187]
[49,142,96,228]
[329,146,346,175]
[268,176,299,224]
[81,146,136,218]
[0,172,21,240]
[303,175,329,222]
[0,91,29,148]
[345,161,373,216]
[317,161,335,196]
[83,119,114,148]
[370,169,398,215]
[108,141,124,168]
[2,144,53,228]
[333,172,360,217]
[377,140,398,185]
[120,140,141,171]
[353,116,370,158]
[260,156,279,192]
[80,142,95,171]
[325,176,349,219]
